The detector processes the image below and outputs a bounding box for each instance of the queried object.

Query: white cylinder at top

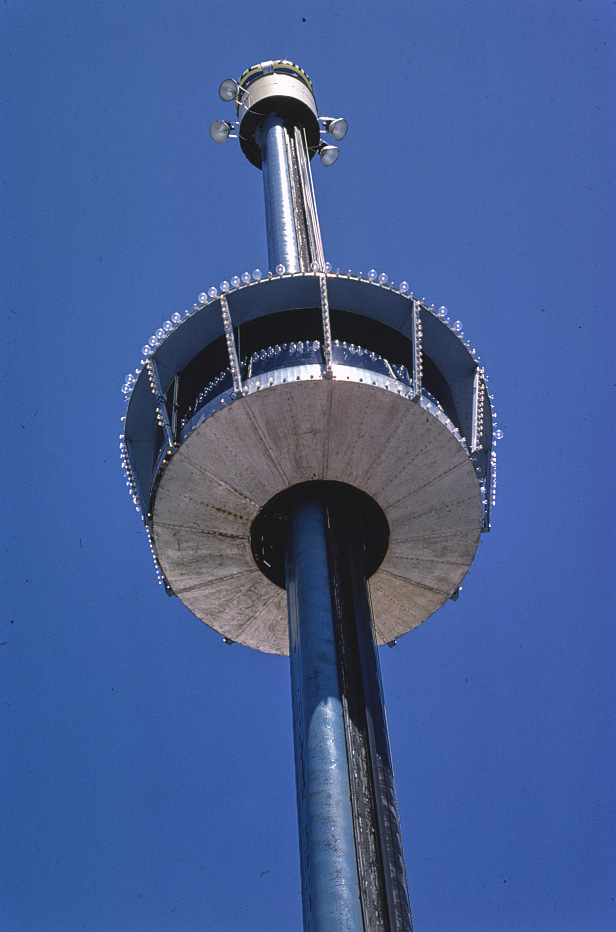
[236,61,321,168]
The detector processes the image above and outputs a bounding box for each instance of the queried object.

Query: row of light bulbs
[122,265,501,459]
[122,269,484,396]
[121,266,502,540]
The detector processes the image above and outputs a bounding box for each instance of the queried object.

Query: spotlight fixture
[219,78,239,102]
[322,117,348,141]
[210,120,235,144]
[318,141,340,166]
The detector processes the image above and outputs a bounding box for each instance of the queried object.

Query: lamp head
[318,142,340,166]
[218,78,239,102]
[210,120,233,144]
[325,117,348,141]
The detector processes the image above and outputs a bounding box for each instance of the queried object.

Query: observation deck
[121,269,496,655]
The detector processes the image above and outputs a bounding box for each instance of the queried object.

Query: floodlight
[219,78,238,102]
[327,118,348,141]
[318,143,340,166]
[210,120,232,144]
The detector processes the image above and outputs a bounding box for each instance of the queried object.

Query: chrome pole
[286,492,365,932]
[260,113,301,273]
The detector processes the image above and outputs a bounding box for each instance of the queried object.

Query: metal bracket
[471,366,484,453]
[146,358,174,450]
[411,300,423,397]
[319,273,333,375]
[220,294,244,397]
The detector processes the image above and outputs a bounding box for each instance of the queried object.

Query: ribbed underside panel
[151,378,482,654]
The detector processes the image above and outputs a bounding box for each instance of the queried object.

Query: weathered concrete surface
[152,377,482,654]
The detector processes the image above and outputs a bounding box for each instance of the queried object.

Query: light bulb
[231,276,240,287]
[378,272,388,283]
[252,269,262,280]
[454,320,463,332]
[220,280,230,292]
[438,306,447,317]
[241,272,251,283]
[198,292,207,303]
[172,312,181,323]
[324,261,332,272]
[276,264,285,274]
[494,429,503,440]
[399,281,409,292]
[368,269,377,280]
[208,286,218,298]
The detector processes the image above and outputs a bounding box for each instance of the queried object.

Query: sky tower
[121,60,497,932]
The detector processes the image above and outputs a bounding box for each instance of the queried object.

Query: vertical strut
[295,126,325,269]
[285,129,312,270]
[146,358,174,450]
[411,301,423,398]
[319,274,333,375]
[220,294,243,397]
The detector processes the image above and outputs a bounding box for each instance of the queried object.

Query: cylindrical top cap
[238,60,316,100]
[236,60,320,168]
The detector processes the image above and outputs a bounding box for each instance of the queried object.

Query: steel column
[286,486,413,932]
[260,113,301,273]
[286,493,364,932]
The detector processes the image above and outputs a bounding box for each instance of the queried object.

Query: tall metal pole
[260,114,302,273]
[285,484,414,932]
[286,491,365,931]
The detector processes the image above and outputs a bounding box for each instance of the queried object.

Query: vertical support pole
[295,126,325,269]
[286,485,414,932]
[411,301,423,398]
[327,499,414,932]
[260,113,301,273]
[471,365,482,453]
[319,274,334,375]
[286,493,364,932]
[170,375,180,445]
[146,358,174,450]
[220,294,243,397]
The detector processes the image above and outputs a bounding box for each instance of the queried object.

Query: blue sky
[2,2,614,930]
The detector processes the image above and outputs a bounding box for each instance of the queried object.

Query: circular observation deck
[122,272,495,655]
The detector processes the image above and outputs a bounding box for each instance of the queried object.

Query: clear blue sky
[2,2,614,930]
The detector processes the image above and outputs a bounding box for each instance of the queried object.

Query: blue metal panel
[286,496,364,932]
